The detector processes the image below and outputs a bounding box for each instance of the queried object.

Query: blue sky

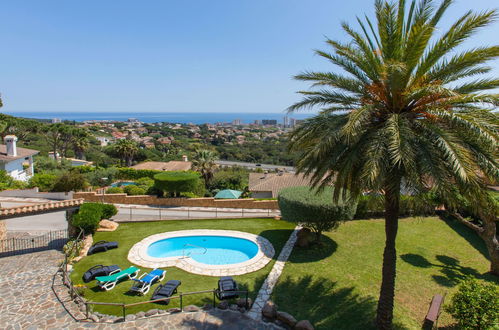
[1,0,498,114]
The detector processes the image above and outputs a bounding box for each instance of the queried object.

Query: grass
[271,216,499,330]
[70,218,295,316]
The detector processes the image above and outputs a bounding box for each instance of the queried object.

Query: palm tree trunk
[376,177,401,329]
[478,211,499,276]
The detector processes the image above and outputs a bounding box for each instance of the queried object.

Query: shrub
[278,186,358,242]
[70,202,117,234]
[153,171,201,197]
[123,185,146,195]
[85,167,118,187]
[63,238,84,262]
[51,172,89,192]
[29,173,58,192]
[106,187,123,194]
[0,170,27,191]
[354,193,437,218]
[446,277,499,329]
[116,167,162,180]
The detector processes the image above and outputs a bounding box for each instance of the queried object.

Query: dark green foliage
[51,172,89,192]
[355,193,437,218]
[123,185,146,195]
[208,166,249,192]
[116,167,162,180]
[446,277,499,329]
[106,187,123,194]
[70,202,117,234]
[84,167,118,187]
[153,171,201,197]
[278,186,357,241]
[28,173,58,192]
[0,170,26,191]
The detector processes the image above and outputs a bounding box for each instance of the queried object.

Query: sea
[3,111,314,125]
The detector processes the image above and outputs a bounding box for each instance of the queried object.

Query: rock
[262,301,278,320]
[229,304,238,311]
[145,309,159,316]
[135,311,145,318]
[88,314,99,322]
[295,320,314,330]
[167,308,182,313]
[236,297,252,308]
[277,311,297,327]
[113,317,124,323]
[217,301,229,310]
[97,219,119,232]
[183,305,201,312]
[202,303,213,310]
[296,228,312,248]
[125,314,136,321]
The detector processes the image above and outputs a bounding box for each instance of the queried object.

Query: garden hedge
[70,202,118,234]
[278,186,357,241]
[116,168,163,180]
[153,171,200,197]
[355,193,437,218]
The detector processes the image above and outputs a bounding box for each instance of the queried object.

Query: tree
[114,139,139,166]
[71,128,90,160]
[192,149,218,187]
[153,171,200,197]
[287,1,499,328]
[278,186,357,242]
[43,123,69,160]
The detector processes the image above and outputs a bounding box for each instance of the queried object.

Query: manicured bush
[123,185,146,195]
[446,277,499,329]
[153,171,201,197]
[51,172,89,192]
[116,167,162,180]
[354,193,437,218]
[29,173,58,192]
[106,187,123,194]
[70,202,118,234]
[278,186,357,242]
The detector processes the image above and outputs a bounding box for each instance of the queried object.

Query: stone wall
[73,192,279,210]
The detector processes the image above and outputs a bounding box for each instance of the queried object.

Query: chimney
[4,135,18,157]
[182,155,188,162]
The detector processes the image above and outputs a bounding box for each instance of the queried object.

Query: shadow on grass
[400,253,498,287]
[271,275,408,330]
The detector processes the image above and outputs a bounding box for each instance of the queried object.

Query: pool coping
[127,230,275,276]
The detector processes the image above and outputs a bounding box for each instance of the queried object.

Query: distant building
[96,136,112,146]
[289,118,297,128]
[253,120,261,126]
[283,116,289,128]
[232,119,241,125]
[0,135,39,181]
[262,119,277,125]
[131,157,192,171]
[51,118,61,123]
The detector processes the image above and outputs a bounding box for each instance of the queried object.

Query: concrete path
[247,226,300,321]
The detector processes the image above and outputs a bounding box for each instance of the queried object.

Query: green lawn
[271,216,498,330]
[70,218,295,315]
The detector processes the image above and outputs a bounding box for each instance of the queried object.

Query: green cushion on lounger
[95,266,139,282]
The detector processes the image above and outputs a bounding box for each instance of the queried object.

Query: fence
[0,229,69,257]
[59,230,250,323]
[113,206,280,222]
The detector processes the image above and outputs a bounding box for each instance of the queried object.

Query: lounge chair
[129,268,166,295]
[151,280,182,304]
[87,241,118,255]
[216,276,239,300]
[82,264,120,283]
[95,266,140,291]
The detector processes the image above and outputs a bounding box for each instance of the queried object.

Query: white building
[0,135,39,181]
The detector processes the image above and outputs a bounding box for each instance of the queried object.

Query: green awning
[214,189,243,199]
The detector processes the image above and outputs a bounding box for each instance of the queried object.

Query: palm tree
[192,149,218,187]
[114,139,139,167]
[71,128,90,160]
[288,1,499,328]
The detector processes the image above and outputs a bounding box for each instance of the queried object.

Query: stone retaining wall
[73,192,279,209]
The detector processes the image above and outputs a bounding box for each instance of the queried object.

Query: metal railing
[0,229,69,257]
[113,206,280,222]
[182,243,207,258]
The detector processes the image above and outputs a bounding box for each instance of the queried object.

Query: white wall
[0,188,73,200]
[2,158,30,181]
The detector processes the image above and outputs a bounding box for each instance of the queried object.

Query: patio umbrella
[214,189,243,199]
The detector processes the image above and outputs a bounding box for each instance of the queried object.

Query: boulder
[125,314,136,321]
[183,305,201,312]
[167,308,182,313]
[96,219,119,232]
[277,311,297,328]
[217,301,229,310]
[88,314,99,322]
[113,317,124,323]
[145,309,159,316]
[202,303,213,311]
[262,301,278,320]
[236,297,252,308]
[296,228,312,248]
[135,311,146,318]
[295,320,314,330]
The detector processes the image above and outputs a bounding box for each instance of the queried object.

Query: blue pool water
[147,235,259,265]
[110,181,136,188]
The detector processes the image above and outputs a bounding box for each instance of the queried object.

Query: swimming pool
[128,230,275,276]
[147,235,259,265]
[110,181,136,188]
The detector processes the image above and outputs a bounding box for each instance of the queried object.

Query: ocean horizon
[2,111,313,125]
